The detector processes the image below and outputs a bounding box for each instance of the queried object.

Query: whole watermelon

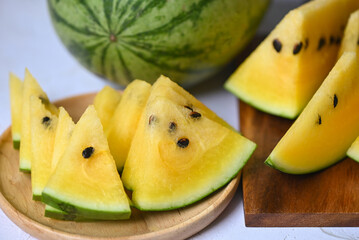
[48,0,269,87]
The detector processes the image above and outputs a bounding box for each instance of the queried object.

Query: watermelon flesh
[19,69,58,172]
[106,80,151,170]
[266,52,359,174]
[30,96,59,200]
[50,107,75,170]
[338,9,359,58]
[343,10,359,163]
[9,73,23,149]
[93,85,122,132]
[225,0,359,119]
[150,76,234,130]
[42,106,130,220]
[122,80,256,210]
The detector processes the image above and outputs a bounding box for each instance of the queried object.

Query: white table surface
[0,1,358,239]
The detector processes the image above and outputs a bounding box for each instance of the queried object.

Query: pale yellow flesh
[44,106,130,214]
[341,10,359,163]
[225,0,359,119]
[123,98,255,210]
[30,97,58,199]
[338,9,359,58]
[347,136,359,162]
[267,52,359,174]
[106,80,151,170]
[51,107,75,170]
[151,76,234,130]
[9,73,23,147]
[122,76,240,190]
[93,86,122,131]
[20,69,57,172]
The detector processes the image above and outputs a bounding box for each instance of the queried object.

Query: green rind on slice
[12,137,20,150]
[264,156,339,175]
[44,205,89,221]
[19,160,31,173]
[224,81,298,119]
[42,185,130,220]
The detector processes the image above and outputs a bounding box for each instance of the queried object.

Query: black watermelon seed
[82,147,94,159]
[317,37,326,50]
[184,105,193,111]
[330,36,335,45]
[272,39,282,53]
[304,38,309,49]
[333,94,338,108]
[177,138,189,148]
[148,115,156,125]
[190,111,201,119]
[293,42,303,55]
[169,122,177,132]
[335,37,341,45]
[42,116,51,127]
[317,115,322,125]
[357,38,359,45]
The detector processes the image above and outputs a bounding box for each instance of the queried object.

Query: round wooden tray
[0,93,240,240]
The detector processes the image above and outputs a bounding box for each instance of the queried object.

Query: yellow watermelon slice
[225,0,359,119]
[9,73,23,149]
[122,78,256,210]
[266,52,359,174]
[19,69,58,172]
[42,106,130,220]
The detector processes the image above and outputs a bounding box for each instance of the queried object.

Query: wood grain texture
[240,101,359,227]
[0,93,240,240]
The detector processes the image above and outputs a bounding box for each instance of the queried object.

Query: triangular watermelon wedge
[266,52,359,174]
[20,69,58,172]
[29,96,58,200]
[122,95,256,210]
[42,106,131,220]
[225,0,359,119]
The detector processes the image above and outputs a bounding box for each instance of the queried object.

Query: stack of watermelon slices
[224,0,359,175]
[9,71,256,220]
[265,7,359,175]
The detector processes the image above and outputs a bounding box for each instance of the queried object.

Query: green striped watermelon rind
[48,0,270,86]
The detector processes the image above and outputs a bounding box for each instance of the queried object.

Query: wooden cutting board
[240,101,359,227]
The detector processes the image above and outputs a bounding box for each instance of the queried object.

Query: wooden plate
[0,93,240,240]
